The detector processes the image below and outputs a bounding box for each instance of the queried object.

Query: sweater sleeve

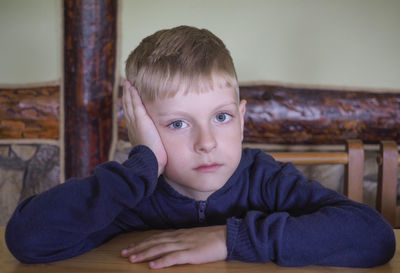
[5,145,158,264]
[226,162,396,267]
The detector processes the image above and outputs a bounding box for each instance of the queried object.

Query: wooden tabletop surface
[1,226,399,273]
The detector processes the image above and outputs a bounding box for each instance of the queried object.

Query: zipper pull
[197,201,207,224]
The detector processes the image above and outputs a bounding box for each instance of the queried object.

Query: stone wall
[0,144,59,225]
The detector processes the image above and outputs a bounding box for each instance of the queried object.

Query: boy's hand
[122,80,167,177]
[121,225,227,269]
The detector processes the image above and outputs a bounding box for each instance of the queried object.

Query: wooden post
[64,0,117,178]
[377,141,398,227]
[344,140,364,203]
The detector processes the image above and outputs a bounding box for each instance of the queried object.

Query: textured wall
[0,144,59,225]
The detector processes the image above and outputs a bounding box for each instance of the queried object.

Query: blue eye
[214,113,231,123]
[168,120,188,129]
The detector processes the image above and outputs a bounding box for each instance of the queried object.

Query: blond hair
[125,25,238,101]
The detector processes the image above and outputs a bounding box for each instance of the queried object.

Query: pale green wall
[0,0,399,90]
[0,0,61,84]
[121,0,400,90]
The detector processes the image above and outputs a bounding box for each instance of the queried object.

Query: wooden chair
[377,141,399,227]
[245,139,364,203]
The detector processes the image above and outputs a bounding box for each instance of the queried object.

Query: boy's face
[144,83,246,201]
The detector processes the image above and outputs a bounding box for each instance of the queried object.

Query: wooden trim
[0,81,60,89]
[0,139,59,145]
[269,152,348,165]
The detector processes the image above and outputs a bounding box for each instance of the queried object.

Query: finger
[128,242,187,264]
[127,129,136,146]
[121,241,138,257]
[123,79,131,89]
[122,80,131,105]
[122,85,135,123]
[121,248,131,257]
[149,250,189,269]
[121,232,179,257]
[129,84,141,105]
[145,230,182,240]
[129,85,148,118]
[122,234,179,256]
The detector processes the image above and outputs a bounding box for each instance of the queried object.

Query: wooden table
[1,227,399,273]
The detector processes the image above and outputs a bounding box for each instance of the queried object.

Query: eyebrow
[156,101,237,117]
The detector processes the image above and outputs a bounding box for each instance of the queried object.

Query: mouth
[193,163,223,173]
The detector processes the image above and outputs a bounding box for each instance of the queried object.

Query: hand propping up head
[122,80,167,177]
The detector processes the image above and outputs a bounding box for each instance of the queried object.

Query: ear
[239,99,247,141]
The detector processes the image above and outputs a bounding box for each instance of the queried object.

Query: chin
[194,179,227,192]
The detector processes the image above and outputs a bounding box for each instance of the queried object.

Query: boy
[6,26,395,269]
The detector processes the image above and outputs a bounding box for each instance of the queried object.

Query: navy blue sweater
[5,146,395,266]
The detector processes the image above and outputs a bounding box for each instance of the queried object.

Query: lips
[193,163,222,172]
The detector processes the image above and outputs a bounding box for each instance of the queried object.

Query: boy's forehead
[140,71,239,102]
[144,85,239,114]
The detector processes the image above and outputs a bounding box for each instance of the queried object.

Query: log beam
[64,0,117,178]
[0,86,59,139]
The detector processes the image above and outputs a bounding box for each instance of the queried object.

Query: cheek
[221,121,243,142]
[162,139,190,178]
[219,123,243,156]
[159,133,190,162]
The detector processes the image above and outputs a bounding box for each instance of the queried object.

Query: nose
[194,125,217,153]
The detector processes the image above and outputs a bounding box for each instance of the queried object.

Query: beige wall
[0,0,62,84]
[121,0,400,90]
[0,0,399,90]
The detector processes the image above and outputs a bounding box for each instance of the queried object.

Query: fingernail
[121,249,128,255]
[129,255,137,262]
[124,80,131,88]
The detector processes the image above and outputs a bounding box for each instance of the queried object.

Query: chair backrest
[245,140,364,203]
[377,141,399,227]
